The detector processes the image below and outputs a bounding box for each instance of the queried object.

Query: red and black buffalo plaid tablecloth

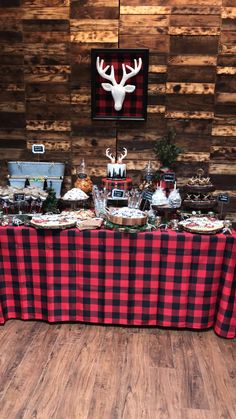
[0,227,235,338]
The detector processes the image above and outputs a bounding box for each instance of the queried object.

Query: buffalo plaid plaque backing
[91,49,149,120]
[0,227,235,338]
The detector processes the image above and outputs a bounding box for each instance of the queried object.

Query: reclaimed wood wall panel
[0,0,235,219]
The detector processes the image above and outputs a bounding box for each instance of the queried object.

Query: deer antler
[117,148,127,163]
[106,148,116,163]
[120,58,142,86]
[96,57,116,85]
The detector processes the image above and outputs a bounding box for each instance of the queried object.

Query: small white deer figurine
[96,57,142,111]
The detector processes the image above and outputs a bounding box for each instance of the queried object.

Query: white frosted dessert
[107,163,126,180]
[152,188,169,206]
[62,188,88,201]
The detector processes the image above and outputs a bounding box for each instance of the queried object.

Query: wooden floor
[0,321,235,419]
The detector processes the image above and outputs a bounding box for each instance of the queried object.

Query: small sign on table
[162,172,176,182]
[111,189,125,199]
[218,193,230,218]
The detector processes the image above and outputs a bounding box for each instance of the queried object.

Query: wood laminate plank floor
[0,321,235,419]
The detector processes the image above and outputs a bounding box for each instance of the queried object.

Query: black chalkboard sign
[32,144,45,154]
[142,189,153,202]
[162,172,176,182]
[112,188,125,199]
[218,193,230,204]
[14,193,25,202]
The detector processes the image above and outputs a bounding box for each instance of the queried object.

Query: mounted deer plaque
[91,49,149,121]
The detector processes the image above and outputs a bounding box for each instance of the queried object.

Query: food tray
[181,225,223,235]
[30,220,76,229]
[30,214,76,229]
[179,217,224,235]
[107,213,147,226]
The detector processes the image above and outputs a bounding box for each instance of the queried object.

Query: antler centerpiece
[105,147,127,164]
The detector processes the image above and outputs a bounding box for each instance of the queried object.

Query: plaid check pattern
[94,51,146,119]
[0,227,235,338]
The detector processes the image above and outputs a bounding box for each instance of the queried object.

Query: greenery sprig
[154,128,183,168]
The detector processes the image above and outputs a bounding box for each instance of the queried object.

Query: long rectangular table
[0,226,235,338]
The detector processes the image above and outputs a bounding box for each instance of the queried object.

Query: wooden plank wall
[0,0,235,219]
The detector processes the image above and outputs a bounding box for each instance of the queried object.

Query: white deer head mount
[96,57,142,111]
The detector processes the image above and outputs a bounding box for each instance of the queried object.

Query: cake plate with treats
[182,169,217,212]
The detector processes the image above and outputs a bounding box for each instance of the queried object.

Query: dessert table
[0,226,235,338]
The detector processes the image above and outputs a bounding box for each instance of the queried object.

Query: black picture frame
[91,48,149,121]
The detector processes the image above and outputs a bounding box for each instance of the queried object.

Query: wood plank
[212,124,236,136]
[121,0,221,4]
[209,162,236,174]
[217,67,236,74]
[166,111,214,119]
[70,1,119,19]
[119,34,169,53]
[0,323,61,419]
[21,0,69,5]
[23,19,69,32]
[170,36,219,54]
[193,333,236,419]
[23,31,69,43]
[220,31,236,54]
[120,15,169,35]
[210,145,236,160]
[166,83,215,95]
[171,333,210,410]
[26,120,71,131]
[22,7,69,19]
[169,27,220,36]
[71,30,118,43]
[167,66,216,82]
[24,65,70,83]
[120,6,171,14]
[0,102,25,112]
[177,152,210,162]
[70,19,119,32]
[215,92,236,104]
[24,43,69,65]
[171,6,221,15]
[168,55,217,66]
[169,14,221,27]
[221,7,236,19]
[0,322,40,400]
[166,95,214,111]
[215,74,236,93]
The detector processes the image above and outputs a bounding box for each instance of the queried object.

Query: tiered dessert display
[182,169,217,212]
[102,148,132,193]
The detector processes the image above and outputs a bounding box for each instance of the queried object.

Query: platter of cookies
[178,216,224,234]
